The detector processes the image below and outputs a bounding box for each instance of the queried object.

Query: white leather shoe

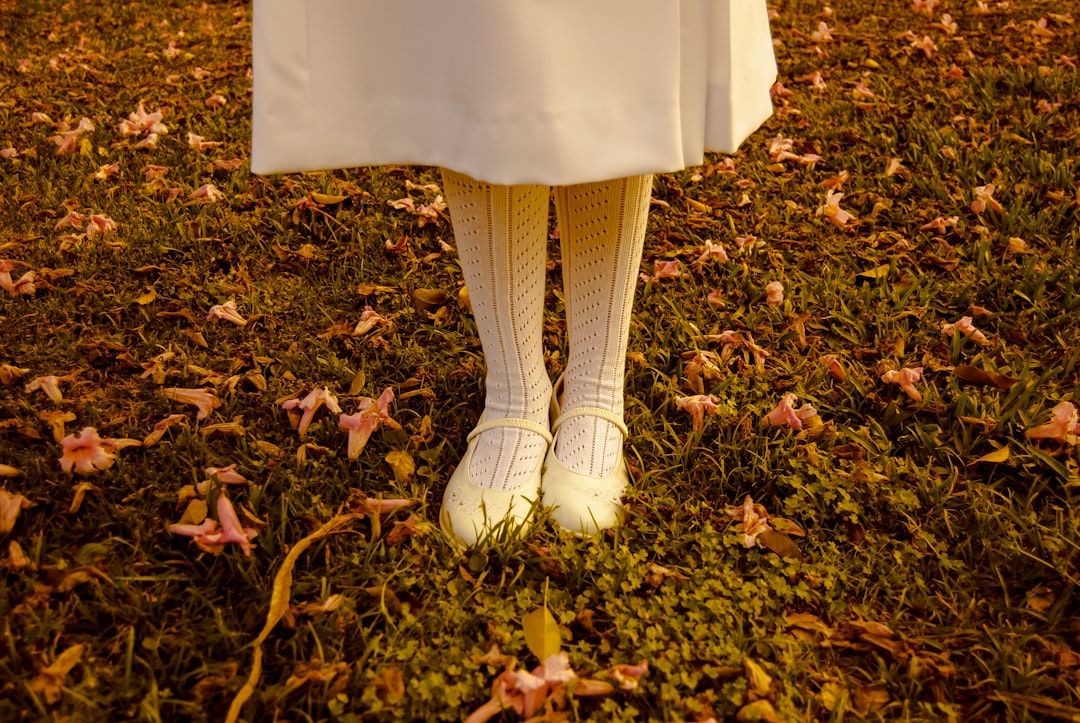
[440,416,552,548]
[543,382,631,535]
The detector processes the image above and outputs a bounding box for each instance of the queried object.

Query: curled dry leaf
[1,489,32,534]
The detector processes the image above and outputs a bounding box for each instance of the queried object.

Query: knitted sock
[552,175,652,477]
[441,168,553,491]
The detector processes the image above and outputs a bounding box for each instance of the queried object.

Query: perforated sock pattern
[553,175,652,477]
[442,168,552,491]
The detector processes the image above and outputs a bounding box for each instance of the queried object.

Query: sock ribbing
[553,175,652,477]
[442,168,552,491]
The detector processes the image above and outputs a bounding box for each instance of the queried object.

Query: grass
[1,0,1079,720]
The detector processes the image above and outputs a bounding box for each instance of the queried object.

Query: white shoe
[542,376,630,534]
[440,415,552,548]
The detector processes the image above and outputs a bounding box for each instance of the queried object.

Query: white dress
[250,0,777,187]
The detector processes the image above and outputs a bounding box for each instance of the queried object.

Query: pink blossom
[911,0,939,16]
[811,21,833,42]
[695,240,728,264]
[352,306,390,336]
[187,132,222,151]
[206,299,247,326]
[881,366,925,402]
[188,183,223,202]
[761,393,817,430]
[946,63,965,79]
[942,316,988,343]
[55,211,85,230]
[818,190,856,227]
[48,117,94,155]
[0,147,17,159]
[133,133,160,149]
[919,216,959,233]
[163,387,221,420]
[162,41,181,58]
[853,82,875,99]
[885,158,906,176]
[25,375,65,403]
[60,427,116,475]
[339,387,400,458]
[192,66,211,80]
[169,493,258,556]
[706,289,725,308]
[204,93,227,108]
[465,652,607,723]
[608,661,649,691]
[767,136,794,161]
[640,259,681,283]
[282,388,342,436]
[796,70,827,89]
[143,164,169,181]
[31,111,53,124]
[85,214,117,237]
[724,495,774,548]
[765,281,785,305]
[93,162,119,180]
[770,81,794,98]
[1024,402,1080,445]
[676,395,721,433]
[362,496,415,516]
[0,261,35,296]
[911,34,937,59]
[734,235,765,252]
[971,184,1003,215]
[118,103,167,137]
[205,464,248,485]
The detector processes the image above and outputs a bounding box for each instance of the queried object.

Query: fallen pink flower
[93,162,119,181]
[143,414,188,446]
[283,388,342,436]
[31,111,53,124]
[696,240,729,264]
[0,261,35,296]
[767,136,794,161]
[188,183,224,202]
[818,190,856,227]
[881,366,925,402]
[734,235,765,253]
[0,147,18,159]
[169,493,258,556]
[85,214,117,238]
[971,184,1003,215]
[676,395,721,433]
[48,117,94,155]
[339,387,401,458]
[640,259,681,283]
[59,427,116,475]
[811,21,833,42]
[162,40,181,58]
[25,375,65,403]
[608,661,649,691]
[163,387,221,420]
[205,464,248,485]
[761,393,817,430]
[187,132,222,151]
[352,306,390,336]
[119,103,167,137]
[765,281,785,305]
[1024,402,1079,445]
[706,289,725,308]
[942,316,988,343]
[204,93,227,108]
[362,497,415,516]
[885,158,906,176]
[54,211,85,230]
[0,489,32,534]
[192,66,211,80]
[911,34,937,59]
[796,70,827,89]
[853,81,875,99]
[143,164,169,181]
[822,170,850,190]
[724,495,774,548]
[919,216,959,233]
[465,652,589,723]
[206,299,247,326]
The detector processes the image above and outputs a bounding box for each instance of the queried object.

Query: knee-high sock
[553,175,652,477]
[441,168,553,491]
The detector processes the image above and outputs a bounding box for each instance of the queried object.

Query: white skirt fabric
[250,0,777,186]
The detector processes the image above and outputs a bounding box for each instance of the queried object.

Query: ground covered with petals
[1,1,1079,721]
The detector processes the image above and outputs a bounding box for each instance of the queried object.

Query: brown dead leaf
[854,686,890,716]
[952,364,1018,389]
[30,643,85,704]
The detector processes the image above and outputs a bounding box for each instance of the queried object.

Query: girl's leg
[547,175,652,530]
[439,168,553,542]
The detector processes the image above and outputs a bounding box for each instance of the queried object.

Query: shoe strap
[467,417,553,445]
[551,407,629,439]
